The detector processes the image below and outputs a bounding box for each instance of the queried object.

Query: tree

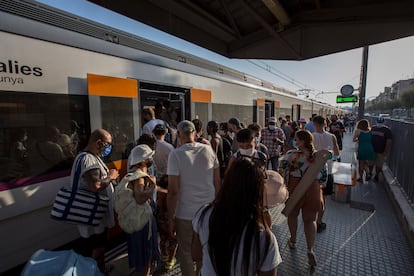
[400,89,414,117]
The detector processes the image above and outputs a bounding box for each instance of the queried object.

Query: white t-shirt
[142,119,165,135]
[167,142,219,220]
[71,152,115,238]
[192,206,282,275]
[312,131,335,174]
[154,140,174,178]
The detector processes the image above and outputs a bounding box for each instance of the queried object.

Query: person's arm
[133,177,155,204]
[224,156,235,176]
[352,129,359,142]
[210,137,219,155]
[332,135,340,156]
[278,129,286,144]
[191,231,203,262]
[384,138,392,155]
[83,168,119,192]
[167,175,179,237]
[213,167,221,195]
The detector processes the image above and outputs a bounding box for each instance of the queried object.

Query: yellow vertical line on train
[191,88,212,103]
[87,73,138,98]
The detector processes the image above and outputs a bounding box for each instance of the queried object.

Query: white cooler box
[331,162,356,203]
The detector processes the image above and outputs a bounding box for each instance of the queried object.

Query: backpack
[218,135,233,169]
[163,121,177,147]
[235,150,267,168]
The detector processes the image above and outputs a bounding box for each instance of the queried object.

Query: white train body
[0,0,342,272]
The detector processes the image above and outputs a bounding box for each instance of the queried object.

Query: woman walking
[192,158,282,275]
[279,130,326,267]
[353,119,375,182]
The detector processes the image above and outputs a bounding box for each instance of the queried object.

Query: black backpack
[218,136,232,168]
[235,150,267,168]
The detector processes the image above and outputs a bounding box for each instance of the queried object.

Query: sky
[36,0,414,106]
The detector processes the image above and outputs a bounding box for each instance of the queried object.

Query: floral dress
[279,150,327,183]
[279,150,327,213]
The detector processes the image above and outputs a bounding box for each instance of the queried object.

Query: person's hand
[108,169,119,181]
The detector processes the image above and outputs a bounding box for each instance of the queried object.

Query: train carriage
[0,0,342,272]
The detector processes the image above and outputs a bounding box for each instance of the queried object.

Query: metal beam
[261,0,291,26]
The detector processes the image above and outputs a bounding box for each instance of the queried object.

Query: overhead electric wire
[247,60,324,96]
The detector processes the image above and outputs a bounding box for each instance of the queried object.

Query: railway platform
[105,132,414,275]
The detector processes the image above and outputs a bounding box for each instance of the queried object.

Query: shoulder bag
[50,152,109,226]
[114,171,153,234]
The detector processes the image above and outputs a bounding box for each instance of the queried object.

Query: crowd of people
[65,108,391,275]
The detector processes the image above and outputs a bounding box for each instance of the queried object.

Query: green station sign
[336,95,358,103]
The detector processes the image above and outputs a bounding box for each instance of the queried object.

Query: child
[156,175,178,270]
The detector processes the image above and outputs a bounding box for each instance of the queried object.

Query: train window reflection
[0,91,90,189]
[100,96,135,162]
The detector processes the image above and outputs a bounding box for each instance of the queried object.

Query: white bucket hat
[264,170,288,206]
[127,144,155,170]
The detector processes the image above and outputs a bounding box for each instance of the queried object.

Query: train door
[139,82,191,129]
[292,104,301,122]
[264,100,274,126]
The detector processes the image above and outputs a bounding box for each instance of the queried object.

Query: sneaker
[287,239,296,249]
[307,250,317,267]
[164,258,176,270]
[317,222,326,233]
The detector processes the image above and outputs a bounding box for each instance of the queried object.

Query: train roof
[1,0,299,97]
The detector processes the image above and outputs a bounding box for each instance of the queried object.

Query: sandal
[287,239,296,249]
[307,249,317,267]
[164,257,176,270]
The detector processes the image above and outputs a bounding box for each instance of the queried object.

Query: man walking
[261,117,285,170]
[312,116,340,233]
[371,117,392,182]
[167,120,220,275]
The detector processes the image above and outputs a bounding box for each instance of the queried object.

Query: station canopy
[88,0,414,60]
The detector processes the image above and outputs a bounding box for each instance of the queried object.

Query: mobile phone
[144,178,154,189]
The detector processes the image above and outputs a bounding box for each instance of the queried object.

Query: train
[0,0,343,272]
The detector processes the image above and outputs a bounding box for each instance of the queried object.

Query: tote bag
[114,171,153,234]
[50,152,109,226]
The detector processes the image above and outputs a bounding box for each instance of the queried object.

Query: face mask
[101,144,112,157]
[239,147,254,156]
[292,139,297,148]
[268,125,276,130]
[254,137,261,144]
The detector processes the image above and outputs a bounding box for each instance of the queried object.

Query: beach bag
[114,171,153,234]
[50,152,109,226]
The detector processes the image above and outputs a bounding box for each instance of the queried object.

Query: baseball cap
[177,120,195,133]
[153,123,167,133]
[128,144,155,169]
[268,117,277,124]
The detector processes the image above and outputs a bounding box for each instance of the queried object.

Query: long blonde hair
[295,130,315,156]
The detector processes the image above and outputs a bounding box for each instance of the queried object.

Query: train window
[0,91,90,189]
[100,97,135,162]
